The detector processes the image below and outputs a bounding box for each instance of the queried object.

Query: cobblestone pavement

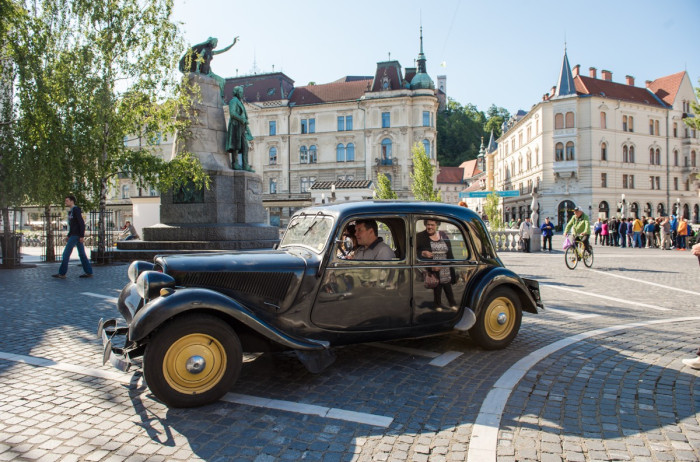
[0,236,699,461]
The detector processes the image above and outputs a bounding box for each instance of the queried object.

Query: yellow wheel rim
[484,296,516,341]
[163,334,227,395]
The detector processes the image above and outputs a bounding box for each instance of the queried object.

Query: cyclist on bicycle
[564,206,592,254]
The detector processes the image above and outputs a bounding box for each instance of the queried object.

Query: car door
[310,215,411,332]
[412,215,478,325]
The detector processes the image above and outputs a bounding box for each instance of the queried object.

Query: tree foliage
[483,190,503,230]
[374,172,397,199]
[436,99,510,167]
[410,142,440,202]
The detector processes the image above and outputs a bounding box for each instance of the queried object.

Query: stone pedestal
[115,74,278,260]
[531,228,542,252]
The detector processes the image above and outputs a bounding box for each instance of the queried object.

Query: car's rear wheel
[469,287,522,350]
[143,313,242,408]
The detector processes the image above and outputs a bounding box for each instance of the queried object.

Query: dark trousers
[522,238,531,253]
[434,283,457,307]
[542,235,552,251]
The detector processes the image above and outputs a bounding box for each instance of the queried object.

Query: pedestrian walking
[644,219,655,248]
[601,220,609,246]
[593,218,602,245]
[540,217,554,252]
[519,217,533,253]
[677,218,689,250]
[661,217,672,250]
[52,195,93,279]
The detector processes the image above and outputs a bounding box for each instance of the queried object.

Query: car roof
[297,200,481,223]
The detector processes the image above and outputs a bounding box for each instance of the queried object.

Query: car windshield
[280,213,334,253]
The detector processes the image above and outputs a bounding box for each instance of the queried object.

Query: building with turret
[491,49,699,229]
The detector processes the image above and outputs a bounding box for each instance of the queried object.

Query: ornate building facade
[491,51,699,229]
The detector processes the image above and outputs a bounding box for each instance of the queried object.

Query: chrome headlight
[135,271,176,300]
[128,260,155,283]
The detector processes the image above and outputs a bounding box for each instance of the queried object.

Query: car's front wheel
[469,287,522,350]
[143,313,242,408]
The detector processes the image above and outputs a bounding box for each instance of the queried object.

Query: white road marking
[429,351,463,367]
[0,350,393,427]
[545,307,600,320]
[587,269,700,296]
[82,292,118,303]
[541,283,671,311]
[466,315,700,462]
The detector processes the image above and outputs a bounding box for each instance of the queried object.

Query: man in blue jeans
[52,195,93,279]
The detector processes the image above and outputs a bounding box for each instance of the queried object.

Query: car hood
[155,250,311,310]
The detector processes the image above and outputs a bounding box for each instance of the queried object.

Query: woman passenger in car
[416,219,457,309]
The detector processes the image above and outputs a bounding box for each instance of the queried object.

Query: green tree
[483,104,510,140]
[374,172,397,199]
[684,80,700,183]
[410,142,440,201]
[436,99,486,167]
[483,190,503,230]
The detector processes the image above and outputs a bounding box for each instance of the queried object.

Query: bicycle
[564,235,594,270]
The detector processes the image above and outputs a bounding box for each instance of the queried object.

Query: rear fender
[129,287,328,351]
[466,267,541,316]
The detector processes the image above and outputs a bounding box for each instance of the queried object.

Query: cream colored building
[491,51,699,229]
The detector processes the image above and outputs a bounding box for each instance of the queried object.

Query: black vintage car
[98,202,543,407]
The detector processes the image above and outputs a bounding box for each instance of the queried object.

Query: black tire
[583,249,594,268]
[143,313,242,408]
[469,287,522,350]
[564,246,578,270]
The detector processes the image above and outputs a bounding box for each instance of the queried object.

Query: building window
[338,116,353,131]
[650,176,655,190]
[381,138,392,164]
[692,150,697,167]
[674,177,679,190]
[655,148,661,165]
[336,143,346,162]
[601,142,607,161]
[674,150,679,166]
[269,147,277,165]
[623,174,635,189]
[300,145,308,163]
[121,184,130,199]
[423,111,430,127]
[555,142,564,161]
[309,145,317,163]
[382,112,390,128]
[655,176,661,190]
[601,173,607,188]
[422,139,431,157]
[269,121,276,136]
[623,145,635,163]
[673,122,678,137]
[269,178,277,194]
[655,120,660,136]
[301,177,309,193]
[301,118,315,134]
[649,120,654,135]
[555,113,564,129]
[527,153,532,170]
[600,112,607,129]
[346,143,355,161]
[622,115,628,132]
[565,112,575,128]
[565,141,575,160]
[629,116,634,132]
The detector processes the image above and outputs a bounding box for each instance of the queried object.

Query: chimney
[572,64,580,77]
[551,86,556,96]
[645,80,652,88]
[625,75,635,86]
[589,67,597,78]
[601,70,612,81]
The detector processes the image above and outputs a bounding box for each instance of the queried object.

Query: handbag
[423,271,439,289]
[563,237,573,250]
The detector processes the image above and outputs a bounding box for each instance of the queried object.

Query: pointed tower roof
[554,48,576,98]
[477,137,485,158]
[410,26,434,90]
[486,130,497,153]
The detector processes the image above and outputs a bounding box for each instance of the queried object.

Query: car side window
[415,218,470,261]
[333,216,406,261]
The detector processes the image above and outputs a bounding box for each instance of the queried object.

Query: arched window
[674,150,679,166]
[518,156,522,173]
[555,113,564,129]
[309,145,317,163]
[422,139,431,157]
[649,148,655,165]
[565,112,575,128]
[601,142,607,161]
[623,145,629,163]
[565,141,575,160]
[269,147,277,165]
[300,145,308,164]
[527,152,532,170]
[336,144,346,162]
[555,143,564,161]
[673,122,678,137]
[381,138,392,164]
[346,143,355,162]
[629,146,635,163]
[655,149,661,165]
[600,112,607,129]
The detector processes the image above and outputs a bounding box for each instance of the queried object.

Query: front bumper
[522,278,544,312]
[97,318,135,372]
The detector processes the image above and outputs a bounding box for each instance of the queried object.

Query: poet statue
[226,86,254,171]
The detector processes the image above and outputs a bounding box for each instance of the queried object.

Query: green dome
[410,72,434,90]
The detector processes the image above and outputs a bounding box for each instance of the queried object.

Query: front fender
[466,267,541,316]
[129,288,328,351]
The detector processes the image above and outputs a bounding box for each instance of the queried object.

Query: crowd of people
[592,215,695,250]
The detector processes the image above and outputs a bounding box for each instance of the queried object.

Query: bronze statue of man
[179,37,237,98]
[226,86,254,171]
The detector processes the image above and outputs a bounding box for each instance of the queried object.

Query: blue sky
[173,0,699,115]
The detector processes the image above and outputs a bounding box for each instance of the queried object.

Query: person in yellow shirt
[676,218,688,250]
[632,217,643,248]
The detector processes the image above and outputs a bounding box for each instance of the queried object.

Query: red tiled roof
[437,167,463,184]
[462,181,484,192]
[370,61,405,92]
[290,79,372,106]
[574,75,666,108]
[647,71,686,106]
[224,73,295,103]
[458,159,482,179]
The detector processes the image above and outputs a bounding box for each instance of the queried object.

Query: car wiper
[286,213,306,231]
[303,212,324,236]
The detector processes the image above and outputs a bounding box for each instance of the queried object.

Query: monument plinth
[116,74,278,259]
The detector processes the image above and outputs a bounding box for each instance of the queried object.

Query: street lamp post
[331,184,336,203]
